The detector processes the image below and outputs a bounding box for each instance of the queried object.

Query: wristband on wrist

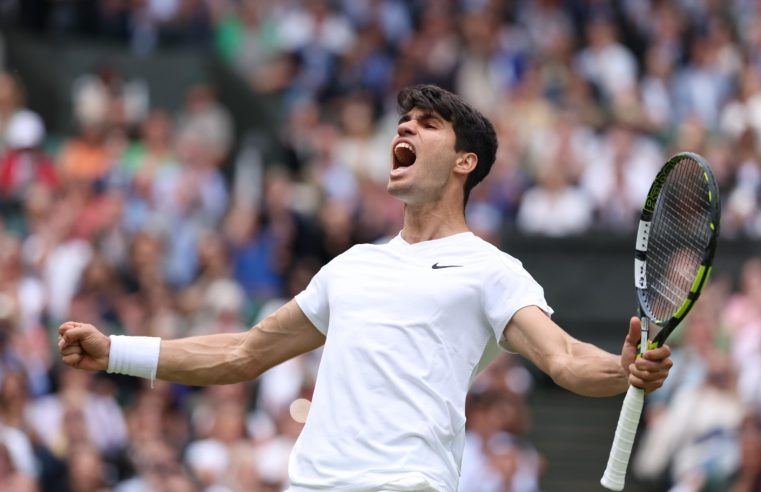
[107,335,162,387]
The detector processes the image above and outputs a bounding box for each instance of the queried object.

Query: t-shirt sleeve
[483,258,553,350]
[294,265,331,335]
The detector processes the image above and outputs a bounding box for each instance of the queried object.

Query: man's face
[387,107,461,205]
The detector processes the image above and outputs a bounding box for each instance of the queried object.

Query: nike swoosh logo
[432,262,463,269]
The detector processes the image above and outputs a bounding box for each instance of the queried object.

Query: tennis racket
[600,152,721,491]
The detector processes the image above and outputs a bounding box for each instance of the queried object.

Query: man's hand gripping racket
[600,152,721,491]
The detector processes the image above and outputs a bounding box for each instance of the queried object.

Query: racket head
[633,152,721,346]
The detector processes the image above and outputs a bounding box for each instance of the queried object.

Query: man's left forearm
[549,341,629,397]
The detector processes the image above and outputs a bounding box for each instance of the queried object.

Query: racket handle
[600,385,645,491]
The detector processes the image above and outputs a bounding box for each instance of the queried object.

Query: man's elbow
[546,355,573,390]
[229,341,267,383]
[545,356,606,397]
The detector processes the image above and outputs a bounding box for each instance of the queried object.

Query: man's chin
[386,181,407,199]
[387,186,421,208]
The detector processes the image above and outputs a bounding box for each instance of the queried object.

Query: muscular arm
[59,299,325,386]
[157,300,325,385]
[503,306,670,397]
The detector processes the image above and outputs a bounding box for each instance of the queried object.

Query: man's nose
[397,119,417,136]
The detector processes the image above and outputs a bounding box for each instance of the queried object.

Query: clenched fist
[58,322,111,372]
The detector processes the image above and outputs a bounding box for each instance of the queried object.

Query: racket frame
[634,152,721,348]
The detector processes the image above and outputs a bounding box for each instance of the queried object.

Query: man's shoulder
[456,236,539,283]
[458,234,521,264]
[344,238,393,255]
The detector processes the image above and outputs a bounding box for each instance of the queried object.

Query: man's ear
[454,153,478,176]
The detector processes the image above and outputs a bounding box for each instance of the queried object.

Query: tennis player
[58,85,672,492]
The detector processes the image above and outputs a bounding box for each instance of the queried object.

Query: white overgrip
[600,385,645,491]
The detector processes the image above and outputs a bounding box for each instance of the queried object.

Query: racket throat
[639,317,650,355]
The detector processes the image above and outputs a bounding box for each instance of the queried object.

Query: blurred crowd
[9,0,761,238]
[630,264,761,492]
[0,0,759,491]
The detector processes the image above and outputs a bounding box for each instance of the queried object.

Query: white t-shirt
[290,232,552,491]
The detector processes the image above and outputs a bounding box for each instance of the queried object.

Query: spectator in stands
[639,46,677,134]
[461,389,541,492]
[516,161,593,237]
[724,129,761,237]
[151,124,229,287]
[277,0,356,101]
[58,87,113,187]
[574,14,638,106]
[0,364,37,483]
[119,109,176,186]
[411,3,460,90]
[115,437,191,492]
[68,254,124,334]
[634,353,746,490]
[730,412,761,492]
[26,368,127,460]
[64,442,109,492]
[334,93,388,183]
[672,35,733,131]
[643,301,725,421]
[223,202,285,303]
[0,441,36,492]
[331,22,395,104]
[222,7,282,95]
[0,72,25,152]
[184,399,250,490]
[454,10,511,114]
[301,120,359,207]
[0,111,58,215]
[725,259,761,417]
[71,64,149,135]
[580,124,662,231]
[175,84,233,168]
[338,0,412,51]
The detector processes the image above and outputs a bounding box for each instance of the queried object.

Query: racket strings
[645,158,713,321]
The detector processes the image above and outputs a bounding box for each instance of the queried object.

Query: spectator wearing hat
[0,110,58,230]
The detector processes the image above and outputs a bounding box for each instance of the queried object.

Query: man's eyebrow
[420,112,444,124]
[398,111,444,125]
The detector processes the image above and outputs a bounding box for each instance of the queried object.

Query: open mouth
[393,142,417,169]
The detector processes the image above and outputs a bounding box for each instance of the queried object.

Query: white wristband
[107,335,162,386]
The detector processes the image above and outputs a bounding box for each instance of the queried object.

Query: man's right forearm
[155,332,257,385]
